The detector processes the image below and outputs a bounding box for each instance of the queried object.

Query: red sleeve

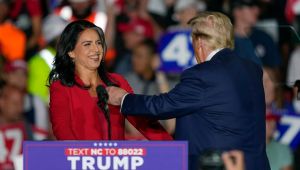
[49,81,76,140]
[126,116,173,140]
[26,0,42,17]
[110,73,173,140]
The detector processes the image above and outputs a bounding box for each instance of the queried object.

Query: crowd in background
[0,0,300,169]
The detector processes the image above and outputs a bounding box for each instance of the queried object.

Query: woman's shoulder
[108,73,128,84]
[108,72,125,79]
[50,80,67,90]
[108,73,133,93]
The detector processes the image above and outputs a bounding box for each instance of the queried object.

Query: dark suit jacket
[121,49,270,170]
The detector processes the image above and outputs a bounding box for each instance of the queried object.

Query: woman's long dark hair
[48,20,115,87]
[48,20,116,140]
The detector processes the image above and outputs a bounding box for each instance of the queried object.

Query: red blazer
[49,73,172,140]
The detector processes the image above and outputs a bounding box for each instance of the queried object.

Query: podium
[23,141,188,170]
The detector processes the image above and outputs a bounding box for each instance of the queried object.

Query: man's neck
[205,48,223,62]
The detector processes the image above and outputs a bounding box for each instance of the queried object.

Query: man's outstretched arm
[107,70,207,119]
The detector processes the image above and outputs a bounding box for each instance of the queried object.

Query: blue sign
[271,105,300,150]
[23,141,188,170]
[158,30,196,73]
[277,115,300,150]
[276,114,300,150]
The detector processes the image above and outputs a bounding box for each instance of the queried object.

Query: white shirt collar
[205,48,223,61]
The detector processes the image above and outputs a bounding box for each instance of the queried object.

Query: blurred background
[0,0,300,169]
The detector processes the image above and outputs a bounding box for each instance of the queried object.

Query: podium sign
[23,141,188,170]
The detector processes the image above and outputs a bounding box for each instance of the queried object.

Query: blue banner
[158,30,196,73]
[23,141,188,170]
[276,114,300,150]
[271,104,300,150]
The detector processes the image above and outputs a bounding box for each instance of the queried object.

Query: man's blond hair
[188,11,234,50]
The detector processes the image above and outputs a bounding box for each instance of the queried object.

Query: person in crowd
[264,66,299,119]
[114,16,154,75]
[0,83,47,170]
[54,0,107,30]
[107,11,270,170]
[231,0,282,68]
[286,19,300,114]
[263,67,294,170]
[3,60,49,132]
[263,67,298,170]
[9,0,43,59]
[0,0,26,62]
[206,0,231,16]
[48,20,172,140]
[231,0,262,65]
[125,39,162,96]
[294,80,300,170]
[263,67,285,113]
[27,14,68,103]
[124,38,175,139]
[168,0,203,30]
[265,112,293,170]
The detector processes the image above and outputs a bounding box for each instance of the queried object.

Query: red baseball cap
[266,112,281,121]
[4,60,27,73]
[118,18,154,38]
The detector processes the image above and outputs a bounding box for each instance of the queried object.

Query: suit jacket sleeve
[121,69,207,119]
[112,73,173,140]
[49,81,76,140]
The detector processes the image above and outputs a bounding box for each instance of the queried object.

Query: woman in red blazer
[48,20,172,140]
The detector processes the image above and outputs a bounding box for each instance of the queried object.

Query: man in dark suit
[107,11,270,170]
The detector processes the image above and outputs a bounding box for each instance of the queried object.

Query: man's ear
[192,36,200,48]
[68,51,75,59]
[195,38,205,51]
[199,38,205,47]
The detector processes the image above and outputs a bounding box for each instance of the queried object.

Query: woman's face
[68,28,103,71]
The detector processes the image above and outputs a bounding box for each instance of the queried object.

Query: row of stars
[93,142,118,147]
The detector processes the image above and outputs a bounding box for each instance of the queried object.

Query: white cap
[147,0,167,16]
[42,14,68,43]
[175,0,206,12]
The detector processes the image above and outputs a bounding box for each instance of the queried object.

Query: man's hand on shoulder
[106,86,128,106]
